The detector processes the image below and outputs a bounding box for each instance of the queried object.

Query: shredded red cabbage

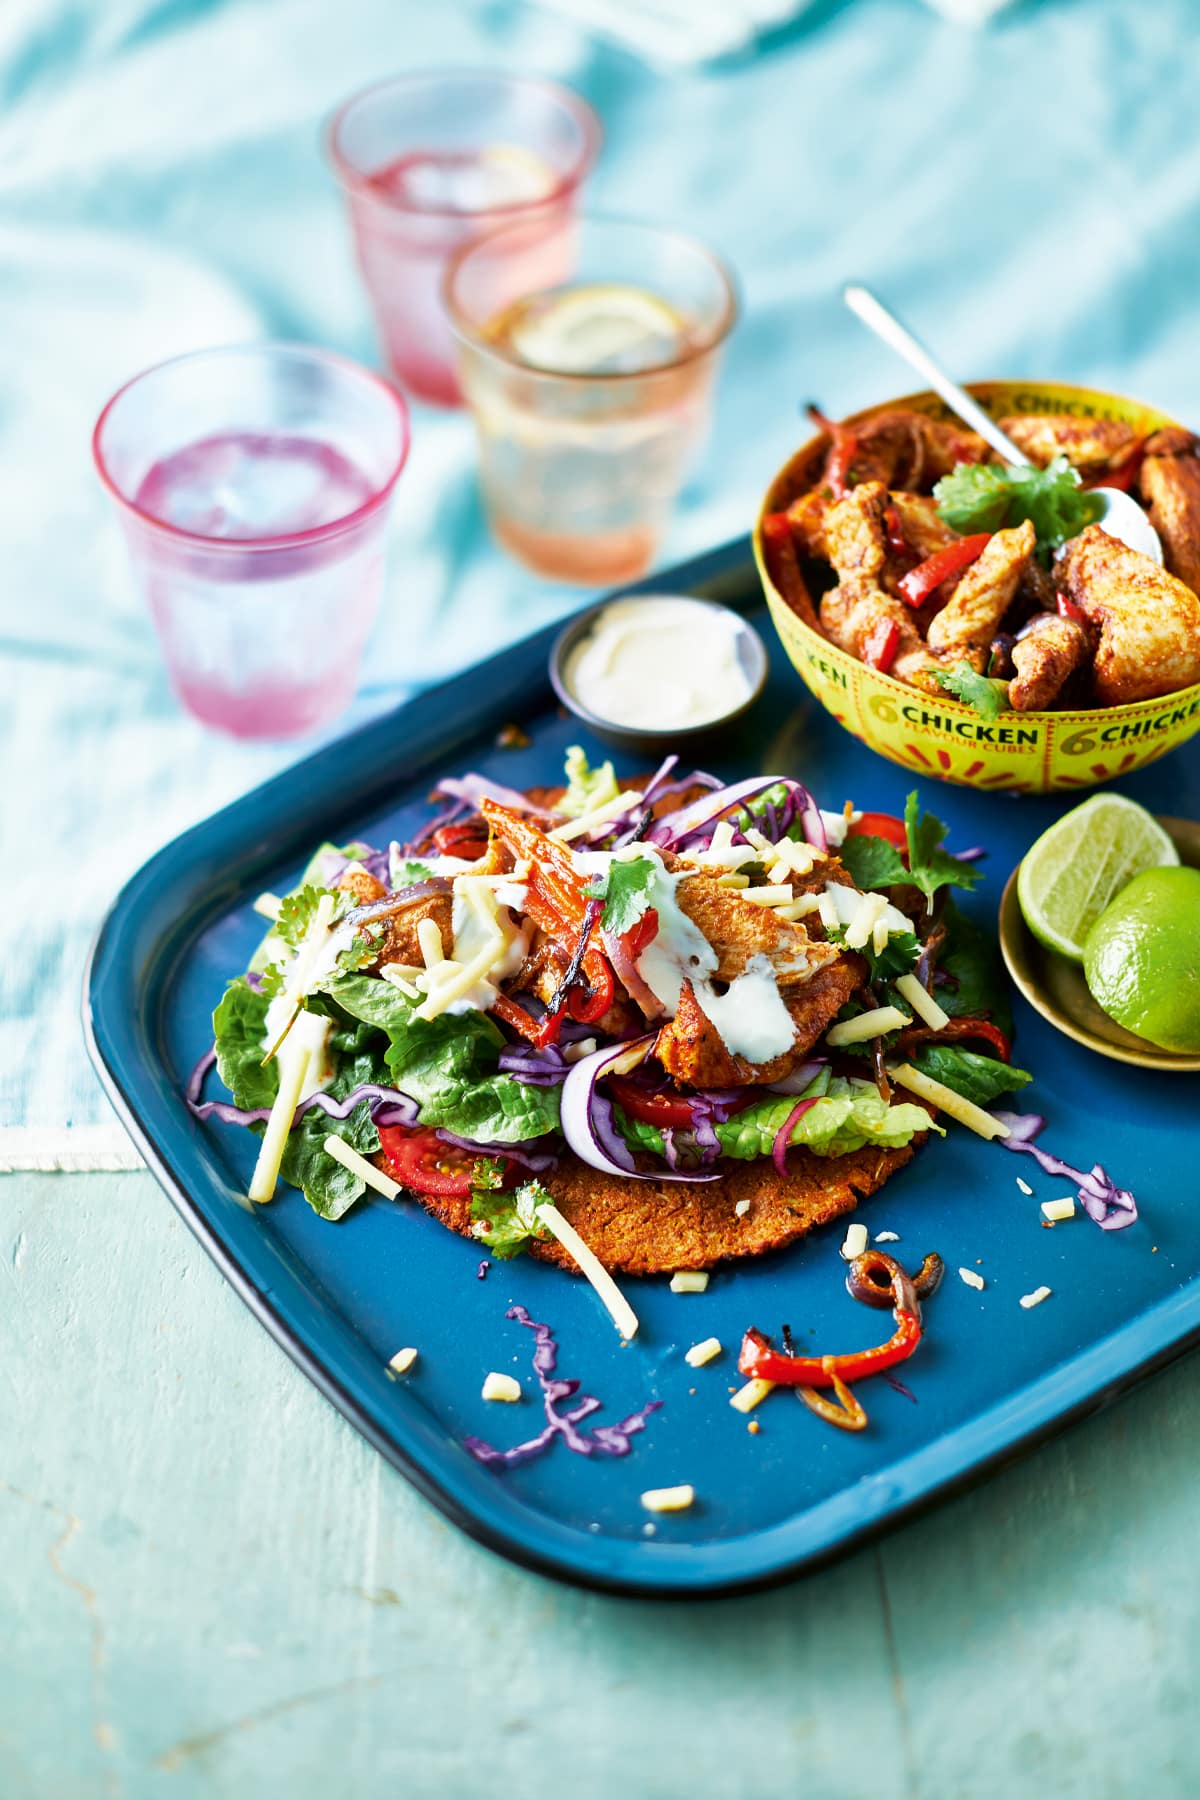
[991,1111,1138,1231]
[436,773,551,815]
[477,1260,489,1281]
[434,1129,558,1173]
[323,844,389,886]
[648,775,828,855]
[464,1307,661,1469]
[187,1050,423,1134]
[497,1043,571,1086]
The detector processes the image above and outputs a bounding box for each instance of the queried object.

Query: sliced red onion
[601,923,664,1019]
[771,1095,821,1176]
[464,1306,661,1469]
[341,877,453,929]
[435,1129,558,1172]
[560,1035,718,1183]
[765,1059,828,1096]
[991,1111,1138,1231]
[954,846,987,863]
[436,773,556,815]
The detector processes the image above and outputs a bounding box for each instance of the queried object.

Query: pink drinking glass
[325,71,600,407]
[93,343,410,740]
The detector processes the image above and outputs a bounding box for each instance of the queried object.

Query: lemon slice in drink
[477,143,557,205]
[508,284,690,376]
[1018,794,1180,962]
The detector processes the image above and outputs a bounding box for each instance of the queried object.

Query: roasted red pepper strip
[884,503,910,557]
[480,799,612,1007]
[489,993,544,1044]
[808,405,858,499]
[1082,442,1145,493]
[739,1312,922,1388]
[566,952,615,1023]
[894,1014,1011,1064]
[862,617,900,673]
[1057,591,1089,626]
[620,908,659,963]
[897,532,992,608]
[432,821,488,859]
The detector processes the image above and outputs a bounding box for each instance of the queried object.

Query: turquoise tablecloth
[2,0,1196,1131]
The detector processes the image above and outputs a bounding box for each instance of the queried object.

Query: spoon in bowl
[842,283,1162,564]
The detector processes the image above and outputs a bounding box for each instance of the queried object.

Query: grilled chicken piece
[337,867,454,972]
[1009,613,1093,711]
[654,957,864,1089]
[926,519,1036,656]
[997,415,1138,476]
[1057,526,1200,703]
[889,491,959,559]
[824,410,989,492]
[785,486,832,560]
[672,870,840,987]
[1138,428,1200,595]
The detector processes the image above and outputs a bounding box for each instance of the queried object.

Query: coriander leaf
[275,883,347,952]
[257,960,286,1001]
[934,455,1102,560]
[937,899,1013,1037]
[212,978,277,1111]
[928,660,1011,719]
[470,1176,553,1259]
[904,791,982,902]
[334,926,383,978]
[584,854,658,935]
[560,745,620,819]
[839,833,908,893]
[391,855,435,888]
[825,921,920,985]
[911,1045,1032,1106]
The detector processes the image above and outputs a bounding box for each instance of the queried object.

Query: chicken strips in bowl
[756,382,1200,792]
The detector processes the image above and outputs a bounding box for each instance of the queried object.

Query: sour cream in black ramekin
[550,594,768,749]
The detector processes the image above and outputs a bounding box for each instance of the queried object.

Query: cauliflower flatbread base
[413,1136,925,1277]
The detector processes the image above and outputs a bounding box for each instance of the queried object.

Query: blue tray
[84,538,1200,1598]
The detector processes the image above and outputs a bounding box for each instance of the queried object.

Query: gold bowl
[997,814,1200,1071]
[754,381,1200,794]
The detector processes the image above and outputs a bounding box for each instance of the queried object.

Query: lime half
[1017,794,1180,962]
[508,283,689,376]
[1083,867,1200,1053]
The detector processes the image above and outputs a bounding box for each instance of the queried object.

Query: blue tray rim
[82,533,1200,1598]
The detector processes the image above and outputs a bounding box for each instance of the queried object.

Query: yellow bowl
[754,380,1200,793]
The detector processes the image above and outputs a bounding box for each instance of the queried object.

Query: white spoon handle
[843,284,1030,466]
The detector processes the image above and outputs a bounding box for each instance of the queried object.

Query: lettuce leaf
[616,1075,940,1165]
[938,899,1013,1037]
[279,1097,378,1221]
[911,1045,1032,1105]
[314,974,560,1145]
[212,978,277,1112]
[560,745,620,819]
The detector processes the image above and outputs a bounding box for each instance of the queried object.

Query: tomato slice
[377,1125,510,1199]
[846,811,908,855]
[607,1075,756,1130]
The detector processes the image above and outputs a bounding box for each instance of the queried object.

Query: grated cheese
[607,1040,652,1077]
[817,890,842,932]
[685,1337,722,1368]
[641,1484,695,1513]
[1016,1177,1034,1195]
[710,821,735,856]
[875,1230,900,1243]
[730,1378,774,1414]
[740,884,795,907]
[773,895,822,921]
[388,1347,418,1375]
[253,891,282,921]
[959,1267,985,1290]
[734,1198,751,1217]
[380,962,424,983]
[481,1372,522,1402]
[550,790,643,842]
[827,1005,910,1048]
[843,890,889,951]
[841,1222,869,1260]
[743,827,774,855]
[669,1271,709,1294]
[322,1136,401,1200]
[889,1062,1012,1140]
[894,973,951,1032]
[536,1202,639,1339]
[715,872,750,889]
[1020,1286,1052,1309]
[417,918,445,967]
[1041,1197,1076,1222]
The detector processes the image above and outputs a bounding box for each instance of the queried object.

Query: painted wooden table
[5,1165,1198,1798]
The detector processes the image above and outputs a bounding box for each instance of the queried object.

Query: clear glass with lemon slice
[326,74,599,405]
[446,217,737,582]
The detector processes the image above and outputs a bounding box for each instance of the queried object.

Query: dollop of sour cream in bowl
[551,595,768,744]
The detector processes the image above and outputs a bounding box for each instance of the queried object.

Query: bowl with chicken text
[753,381,1200,793]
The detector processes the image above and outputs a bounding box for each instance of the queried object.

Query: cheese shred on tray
[190,747,1043,1288]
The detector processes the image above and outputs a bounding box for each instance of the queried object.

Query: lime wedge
[1017,794,1180,962]
[509,283,688,376]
